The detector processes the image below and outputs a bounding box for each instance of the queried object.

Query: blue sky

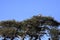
[0,0,60,22]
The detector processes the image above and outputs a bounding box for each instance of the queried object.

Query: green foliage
[0,15,60,40]
[50,28,58,36]
[0,27,17,37]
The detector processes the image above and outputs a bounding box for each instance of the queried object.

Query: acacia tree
[0,15,60,40]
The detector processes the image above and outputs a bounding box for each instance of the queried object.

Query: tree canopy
[0,15,60,40]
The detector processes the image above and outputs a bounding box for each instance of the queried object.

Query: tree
[0,15,60,40]
[0,27,17,40]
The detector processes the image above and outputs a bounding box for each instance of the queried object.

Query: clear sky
[0,0,60,22]
[0,0,60,40]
